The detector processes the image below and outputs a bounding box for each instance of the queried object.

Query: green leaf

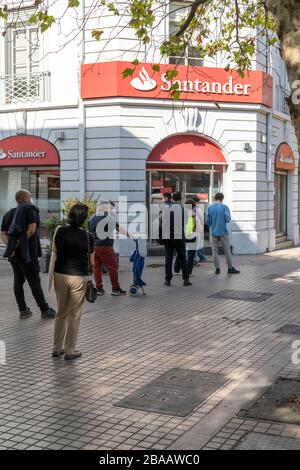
[29,14,38,24]
[122,68,135,78]
[91,29,104,41]
[108,3,120,15]
[165,69,179,80]
[40,16,55,33]
[171,90,181,100]
[68,0,80,7]
[132,59,140,66]
[152,64,160,72]
[0,9,8,21]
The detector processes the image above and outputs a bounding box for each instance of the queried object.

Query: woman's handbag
[85,231,97,303]
[48,225,61,291]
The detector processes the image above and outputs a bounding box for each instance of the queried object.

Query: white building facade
[0,1,299,255]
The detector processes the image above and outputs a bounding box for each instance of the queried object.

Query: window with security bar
[169,2,203,66]
[1,8,50,104]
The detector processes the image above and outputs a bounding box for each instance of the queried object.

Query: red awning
[147,134,227,165]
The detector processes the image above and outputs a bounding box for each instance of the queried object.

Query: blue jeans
[196,248,207,261]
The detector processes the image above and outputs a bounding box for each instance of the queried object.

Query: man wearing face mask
[0,189,56,319]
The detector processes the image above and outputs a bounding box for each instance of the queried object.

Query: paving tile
[1,252,300,450]
[235,432,300,450]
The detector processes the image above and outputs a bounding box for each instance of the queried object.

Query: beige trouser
[212,235,233,270]
[53,273,87,355]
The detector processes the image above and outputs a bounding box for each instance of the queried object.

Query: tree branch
[174,0,210,38]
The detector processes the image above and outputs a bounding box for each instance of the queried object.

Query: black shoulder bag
[85,231,98,303]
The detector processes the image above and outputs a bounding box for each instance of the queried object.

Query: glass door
[185,172,211,241]
[275,172,287,236]
[147,169,223,243]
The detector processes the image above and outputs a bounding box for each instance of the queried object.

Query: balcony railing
[0,71,51,105]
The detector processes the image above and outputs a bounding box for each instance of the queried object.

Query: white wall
[83,100,283,254]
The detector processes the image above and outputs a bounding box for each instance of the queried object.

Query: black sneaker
[228,267,240,274]
[64,351,82,361]
[52,349,64,358]
[19,307,33,319]
[183,280,192,286]
[41,307,56,319]
[215,268,221,274]
[164,281,171,286]
[111,288,127,296]
[97,288,105,296]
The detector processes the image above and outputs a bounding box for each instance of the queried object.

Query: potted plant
[61,194,99,229]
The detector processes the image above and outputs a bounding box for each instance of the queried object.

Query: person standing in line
[160,191,192,287]
[88,200,129,296]
[162,192,172,207]
[157,192,172,243]
[193,196,207,262]
[206,192,240,275]
[0,189,56,319]
[52,203,94,360]
[174,198,201,275]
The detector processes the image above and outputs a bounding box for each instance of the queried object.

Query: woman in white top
[174,198,202,275]
[193,196,207,262]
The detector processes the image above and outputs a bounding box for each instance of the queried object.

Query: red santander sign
[81,61,273,107]
[0,135,60,167]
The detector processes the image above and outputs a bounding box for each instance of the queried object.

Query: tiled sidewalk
[0,248,300,450]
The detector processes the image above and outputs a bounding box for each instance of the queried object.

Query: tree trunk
[269,0,300,146]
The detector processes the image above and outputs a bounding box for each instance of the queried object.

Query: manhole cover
[115,369,227,417]
[115,386,201,417]
[275,324,300,336]
[209,290,274,302]
[239,378,300,425]
[150,369,226,392]
[235,432,300,450]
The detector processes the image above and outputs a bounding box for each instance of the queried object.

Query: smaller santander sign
[0,135,60,167]
[275,142,295,172]
[81,61,273,107]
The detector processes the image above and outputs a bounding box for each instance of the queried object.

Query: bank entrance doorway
[146,133,228,245]
[273,142,295,243]
[274,172,287,237]
[147,167,223,243]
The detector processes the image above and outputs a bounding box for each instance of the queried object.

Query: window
[0,168,61,230]
[2,8,49,104]
[169,2,203,66]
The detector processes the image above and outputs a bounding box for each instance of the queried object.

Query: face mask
[30,198,34,204]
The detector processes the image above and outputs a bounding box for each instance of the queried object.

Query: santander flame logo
[130,66,157,91]
[0,148,7,160]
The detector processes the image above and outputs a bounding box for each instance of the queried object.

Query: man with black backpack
[0,189,56,319]
[159,192,192,287]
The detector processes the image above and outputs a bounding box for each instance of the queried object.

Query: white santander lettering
[234,83,244,95]
[7,150,46,159]
[243,84,252,95]
[222,76,234,94]
[182,80,194,92]
[211,82,222,94]
[161,73,171,91]
[159,71,251,97]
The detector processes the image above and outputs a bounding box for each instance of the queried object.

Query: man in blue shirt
[206,193,240,275]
